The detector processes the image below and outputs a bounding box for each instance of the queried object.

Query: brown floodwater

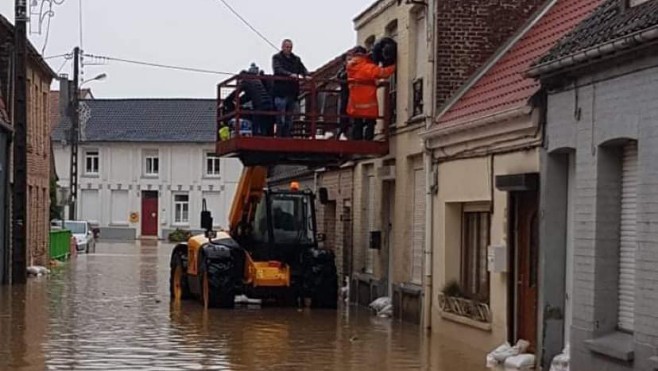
[0,241,485,371]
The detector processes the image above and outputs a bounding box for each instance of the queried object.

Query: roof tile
[51,99,217,143]
[536,0,658,66]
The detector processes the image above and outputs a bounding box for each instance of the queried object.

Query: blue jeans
[274,96,298,137]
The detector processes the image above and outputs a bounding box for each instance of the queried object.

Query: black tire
[371,37,397,67]
[303,249,339,309]
[170,252,192,300]
[312,261,338,309]
[200,258,235,309]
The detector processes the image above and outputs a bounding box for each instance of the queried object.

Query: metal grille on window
[411,167,424,284]
[618,142,638,332]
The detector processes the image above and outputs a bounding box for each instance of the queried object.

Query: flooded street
[0,241,485,371]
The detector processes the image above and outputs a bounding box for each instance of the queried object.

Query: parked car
[58,220,96,253]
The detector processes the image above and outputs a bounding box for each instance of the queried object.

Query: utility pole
[12,0,28,284]
[68,47,80,220]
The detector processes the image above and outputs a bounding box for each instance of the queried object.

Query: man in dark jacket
[272,39,308,137]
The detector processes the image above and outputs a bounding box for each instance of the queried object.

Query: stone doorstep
[585,332,634,362]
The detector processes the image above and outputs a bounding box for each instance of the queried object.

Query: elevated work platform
[215,73,392,167]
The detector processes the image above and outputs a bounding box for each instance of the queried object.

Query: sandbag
[504,354,535,370]
[549,346,570,371]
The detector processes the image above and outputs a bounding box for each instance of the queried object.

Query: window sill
[585,332,634,362]
[406,115,426,125]
[440,310,492,332]
[82,174,100,178]
[397,282,422,295]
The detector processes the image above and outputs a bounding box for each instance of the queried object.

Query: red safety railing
[216,73,391,142]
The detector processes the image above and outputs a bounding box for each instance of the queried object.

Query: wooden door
[141,191,158,237]
[515,191,539,350]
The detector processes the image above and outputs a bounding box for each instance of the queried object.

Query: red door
[141,191,158,237]
[515,191,539,351]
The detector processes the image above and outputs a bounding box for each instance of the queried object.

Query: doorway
[141,191,158,237]
[511,190,539,351]
[382,180,395,296]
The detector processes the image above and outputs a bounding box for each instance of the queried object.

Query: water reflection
[0,241,485,370]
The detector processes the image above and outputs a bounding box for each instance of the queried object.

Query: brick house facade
[0,15,56,268]
[434,0,547,107]
[346,0,545,326]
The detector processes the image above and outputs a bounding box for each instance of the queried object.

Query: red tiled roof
[436,0,604,126]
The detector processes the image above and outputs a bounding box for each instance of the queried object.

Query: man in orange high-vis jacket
[346,46,396,140]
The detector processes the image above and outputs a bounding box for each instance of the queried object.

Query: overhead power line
[216,0,278,51]
[82,53,235,76]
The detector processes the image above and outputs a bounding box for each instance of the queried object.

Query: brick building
[529,0,658,369]
[346,0,545,326]
[421,0,603,366]
[0,15,57,268]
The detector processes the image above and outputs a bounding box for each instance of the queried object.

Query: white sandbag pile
[486,339,535,370]
[549,346,570,371]
[369,297,393,318]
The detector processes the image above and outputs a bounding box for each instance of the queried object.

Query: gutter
[527,25,658,78]
[421,0,437,332]
[421,105,532,146]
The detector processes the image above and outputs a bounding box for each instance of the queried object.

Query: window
[412,9,426,118]
[385,20,398,124]
[144,151,159,176]
[85,150,99,175]
[174,194,189,224]
[461,210,490,303]
[206,153,221,176]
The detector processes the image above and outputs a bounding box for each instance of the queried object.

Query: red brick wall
[435,0,545,107]
[26,64,52,266]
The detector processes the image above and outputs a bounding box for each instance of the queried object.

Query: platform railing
[216,73,391,142]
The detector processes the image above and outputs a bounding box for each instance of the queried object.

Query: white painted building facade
[50,98,242,240]
[53,142,241,240]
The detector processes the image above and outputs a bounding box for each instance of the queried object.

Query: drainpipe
[421,0,437,332]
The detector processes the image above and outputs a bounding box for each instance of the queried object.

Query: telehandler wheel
[170,252,191,300]
[200,258,236,309]
[303,249,339,309]
[311,261,338,309]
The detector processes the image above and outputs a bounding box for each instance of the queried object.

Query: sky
[0,0,373,98]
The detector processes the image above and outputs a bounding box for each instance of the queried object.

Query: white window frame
[84,149,100,176]
[205,152,221,177]
[173,193,190,225]
[144,150,159,177]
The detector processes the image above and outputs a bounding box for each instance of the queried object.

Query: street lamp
[80,73,107,87]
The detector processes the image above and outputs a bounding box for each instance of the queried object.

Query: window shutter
[411,167,425,284]
[618,142,638,332]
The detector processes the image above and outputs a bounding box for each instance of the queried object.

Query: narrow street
[0,241,485,371]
